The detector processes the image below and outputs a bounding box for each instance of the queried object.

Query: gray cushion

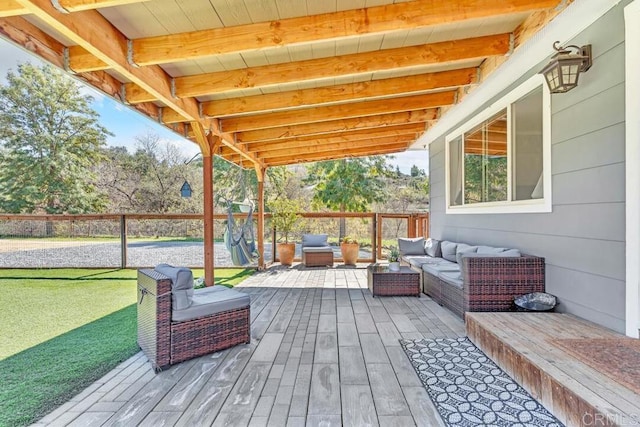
[172,286,250,322]
[438,271,464,289]
[302,234,328,247]
[477,245,509,254]
[398,237,426,256]
[403,255,431,268]
[441,241,458,262]
[422,261,460,277]
[424,238,442,258]
[155,263,194,310]
[302,246,333,253]
[456,244,478,265]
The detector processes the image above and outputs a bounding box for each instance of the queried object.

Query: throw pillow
[398,237,426,255]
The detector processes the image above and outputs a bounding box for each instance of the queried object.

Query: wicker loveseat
[399,237,545,318]
[137,265,250,371]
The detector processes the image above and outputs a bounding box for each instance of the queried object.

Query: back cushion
[155,263,194,310]
[477,245,509,254]
[455,244,478,264]
[441,241,458,262]
[398,237,426,255]
[302,234,328,247]
[424,238,442,258]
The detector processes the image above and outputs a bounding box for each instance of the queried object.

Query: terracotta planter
[340,242,359,265]
[277,242,296,266]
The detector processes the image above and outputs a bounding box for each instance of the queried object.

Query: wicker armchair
[137,268,250,371]
[423,255,545,318]
[301,234,334,267]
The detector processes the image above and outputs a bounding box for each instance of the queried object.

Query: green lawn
[0,268,252,427]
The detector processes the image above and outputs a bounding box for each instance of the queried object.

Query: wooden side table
[367,264,420,297]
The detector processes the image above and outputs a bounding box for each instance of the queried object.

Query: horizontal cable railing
[0,212,428,269]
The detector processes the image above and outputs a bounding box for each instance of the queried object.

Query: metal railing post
[120,214,127,269]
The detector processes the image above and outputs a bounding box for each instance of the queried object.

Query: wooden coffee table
[367,264,420,297]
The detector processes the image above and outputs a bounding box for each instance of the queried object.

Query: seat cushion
[441,241,458,262]
[398,237,426,256]
[402,255,431,268]
[302,234,328,247]
[302,246,333,253]
[155,263,194,310]
[172,286,250,323]
[439,271,464,289]
[422,261,460,277]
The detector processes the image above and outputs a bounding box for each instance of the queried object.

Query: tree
[0,63,111,214]
[304,157,392,239]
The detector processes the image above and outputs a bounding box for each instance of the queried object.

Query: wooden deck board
[37,266,465,426]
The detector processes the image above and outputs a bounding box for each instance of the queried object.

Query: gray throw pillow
[398,237,426,255]
[424,238,442,258]
[441,241,458,262]
[455,244,478,264]
[302,234,328,247]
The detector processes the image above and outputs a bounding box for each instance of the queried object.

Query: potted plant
[388,246,400,271]
[340,236,359,265]
[268,198,301,266]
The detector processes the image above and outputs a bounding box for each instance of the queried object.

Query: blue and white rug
[400,337,563,427]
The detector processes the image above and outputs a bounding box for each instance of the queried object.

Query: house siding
[428,3,628,332]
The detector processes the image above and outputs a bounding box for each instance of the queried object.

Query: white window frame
[445,75,552,214]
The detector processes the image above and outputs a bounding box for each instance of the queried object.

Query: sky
[0,39,429,174]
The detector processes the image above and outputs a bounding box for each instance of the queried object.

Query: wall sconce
[539,41,592,93]
[180,181,192,198]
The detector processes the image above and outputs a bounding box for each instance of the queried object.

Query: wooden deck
[467,312,640,427]
[34,266,465,427]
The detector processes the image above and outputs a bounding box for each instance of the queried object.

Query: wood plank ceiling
[0,0,567,169]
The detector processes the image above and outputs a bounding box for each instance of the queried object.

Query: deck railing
[0,212,428,269]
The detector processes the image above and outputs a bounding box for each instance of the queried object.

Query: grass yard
[0,268,252,427]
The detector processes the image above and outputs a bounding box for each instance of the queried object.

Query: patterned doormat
[552,338,640,395]
[400,337,562,427]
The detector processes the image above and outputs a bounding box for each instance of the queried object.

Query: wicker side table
[367,264,420,297]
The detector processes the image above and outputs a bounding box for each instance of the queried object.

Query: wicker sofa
[399,237,545,318]
[137,265,250,371]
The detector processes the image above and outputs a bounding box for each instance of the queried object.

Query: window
[445,76,551,214]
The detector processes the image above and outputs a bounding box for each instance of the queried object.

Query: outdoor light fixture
[180,181,192,198]
[539,41,592,94]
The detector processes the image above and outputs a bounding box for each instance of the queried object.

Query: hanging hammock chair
[223,199,259,266]
[219,163,260,266]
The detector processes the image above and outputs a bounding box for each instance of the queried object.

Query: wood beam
[236,109,438,143]
[15,0,200,122]
[131,0,557,66]
[57,0,149,13]
[221,92,454,132]
[67,45,108,72]
[263,143,409,167]
[0,0,28,17]
[124,82,155,104]
[209,119,264,168]
[250,135,418,160]
[177,34,508,99]
[202,68,477,117]
[244,123,425,152]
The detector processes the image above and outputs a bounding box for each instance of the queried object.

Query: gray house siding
[428,3,627,332]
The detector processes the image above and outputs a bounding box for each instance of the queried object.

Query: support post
[203,154,215,286]
[372,213,377,263]
[255,165,266,270]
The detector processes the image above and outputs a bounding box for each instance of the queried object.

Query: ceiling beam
[263,143,410,167]
[202,68,476,117]
[244,123,426,152]
[123,82,155,104]
[67,45,108,72]
[176,34,509,98]
[57,0,149,13]
[236,109,438,143]
[15,0,200,122]
[0,0,28,17]
[220,92,454,132]
[131,0,557,66]
[251,135,417,160]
